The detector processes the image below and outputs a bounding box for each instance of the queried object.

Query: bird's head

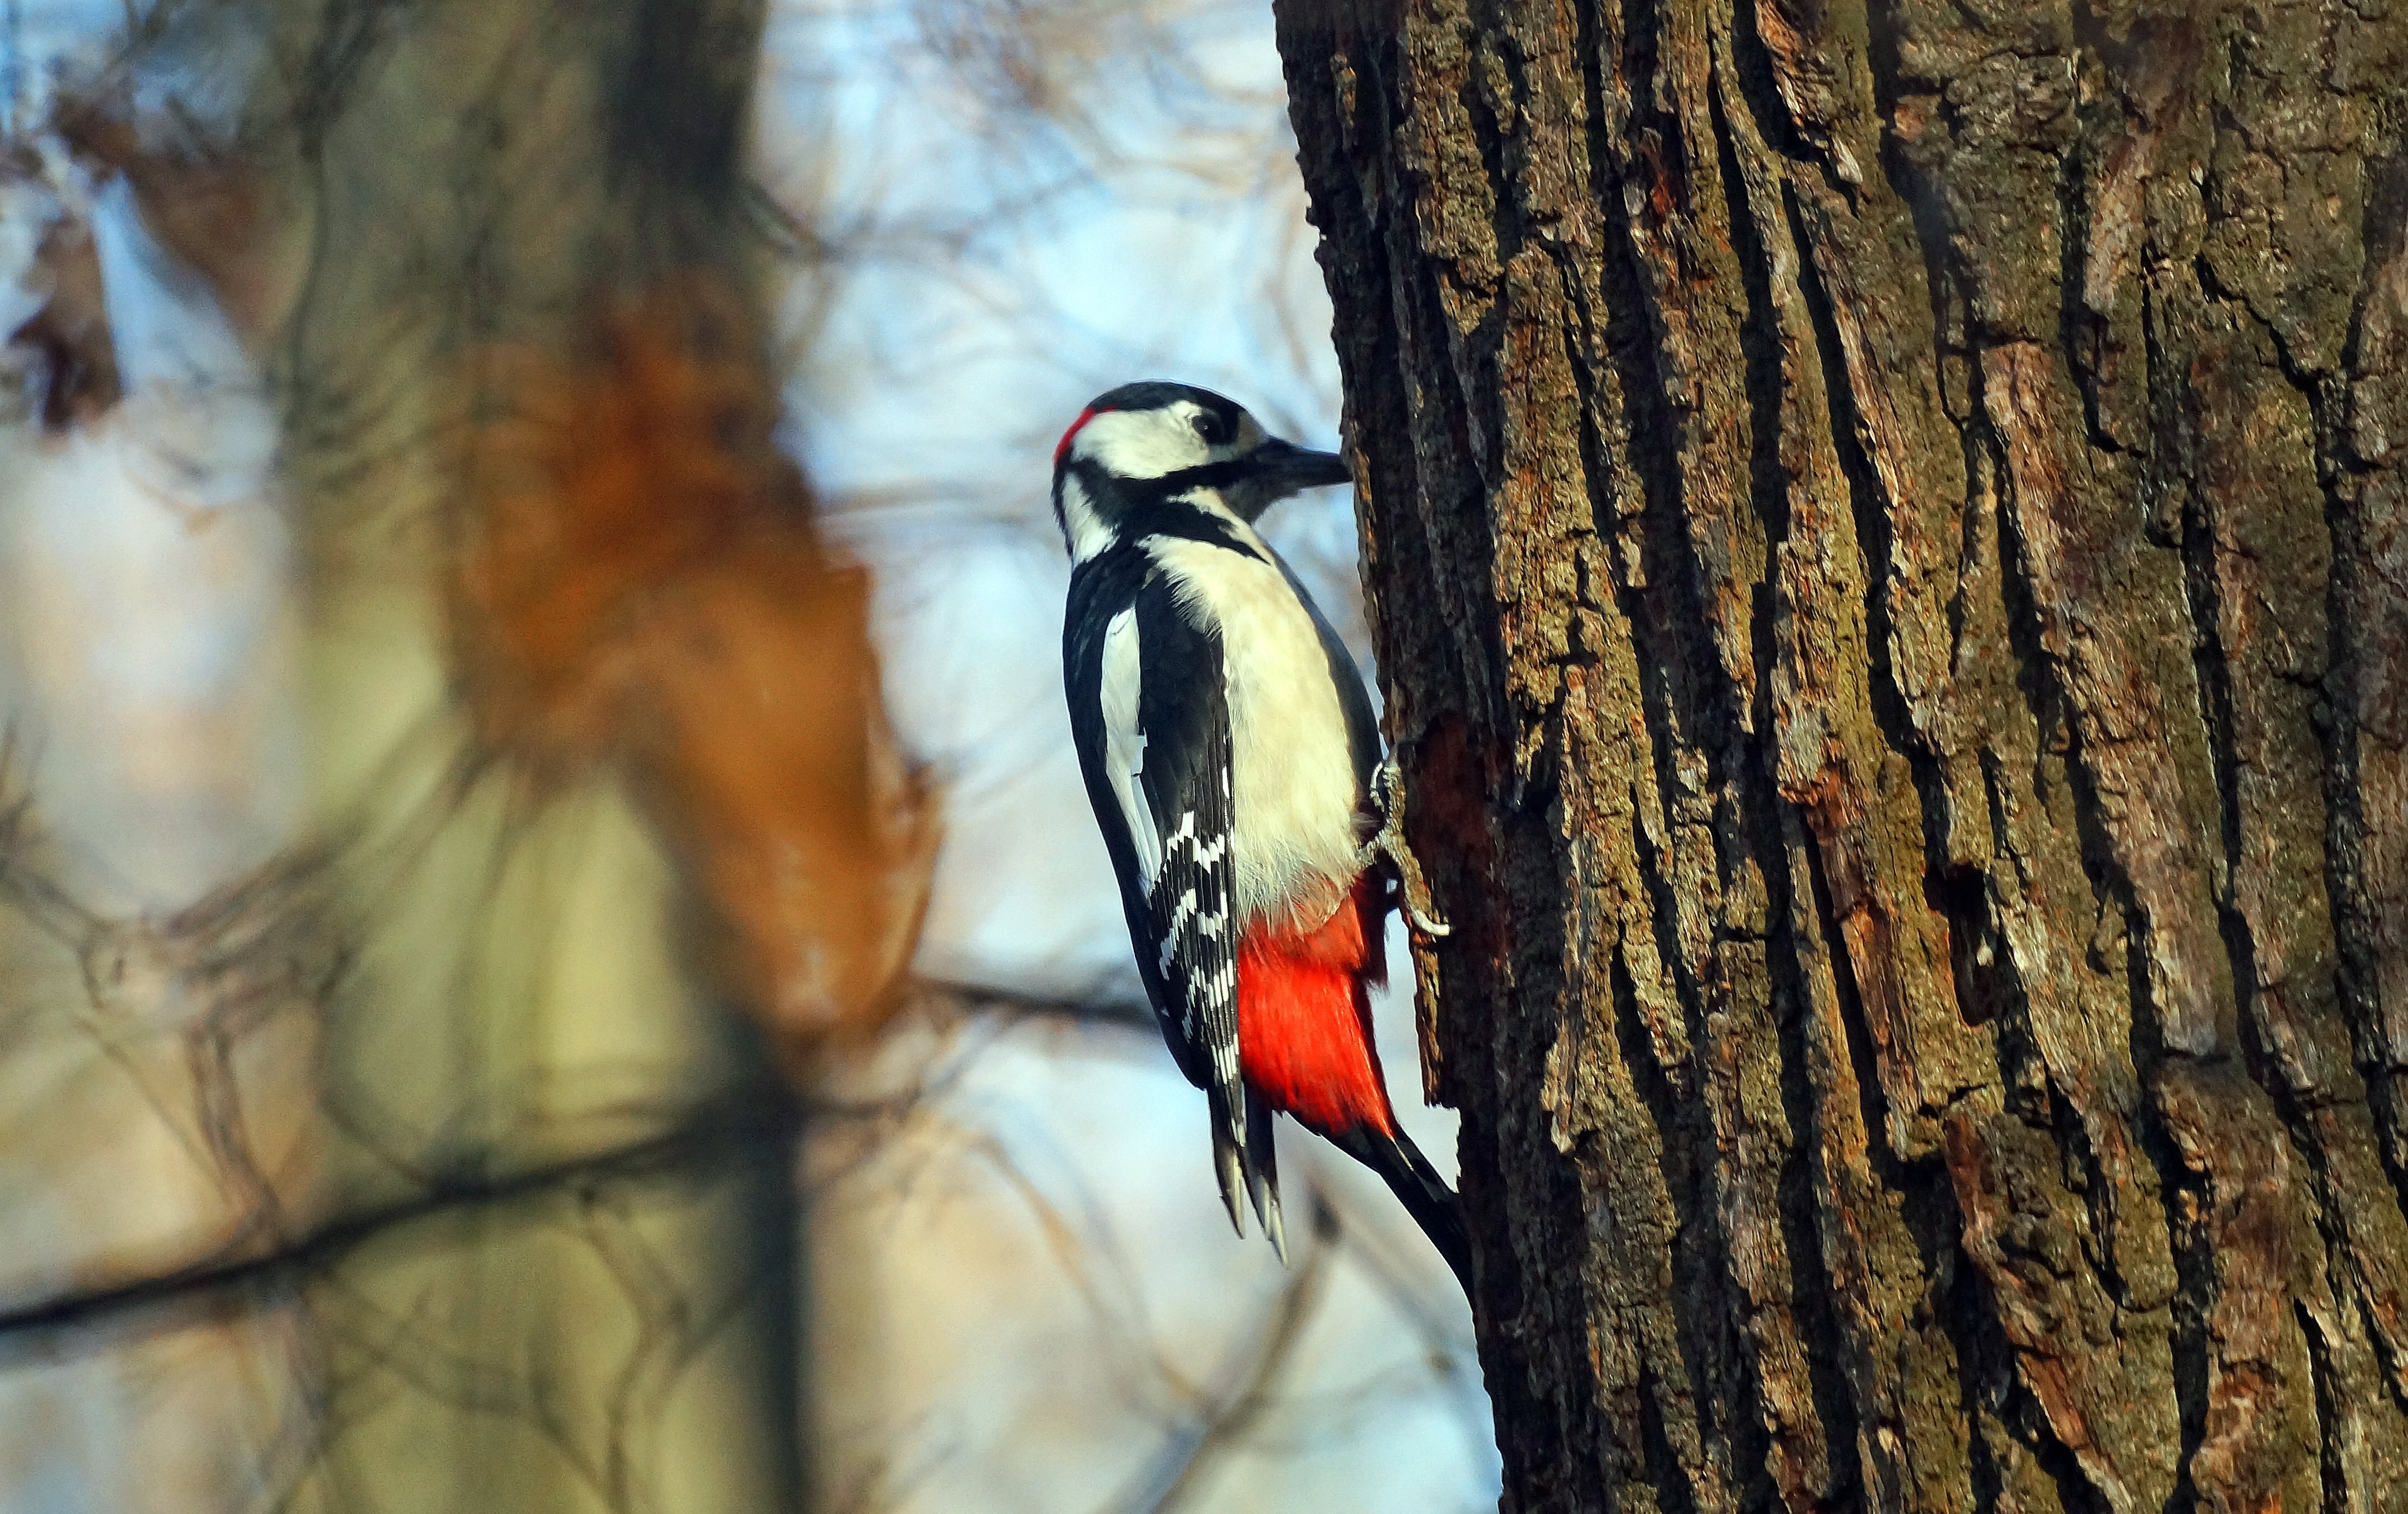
[1050,381,1351,560]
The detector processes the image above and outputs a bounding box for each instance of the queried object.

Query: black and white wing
[1066,566,1271,1244]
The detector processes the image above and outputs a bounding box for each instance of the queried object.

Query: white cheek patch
[1075,406,1210,479]
[1058,475,1117,561]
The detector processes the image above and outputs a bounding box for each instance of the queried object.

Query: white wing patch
[1099,607,1161,887]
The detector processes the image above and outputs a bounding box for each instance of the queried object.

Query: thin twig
[1100,1183,1342,1514]
[0,1088,803,1354]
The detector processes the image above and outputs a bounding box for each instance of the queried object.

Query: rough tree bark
[1274,0,2408,1508]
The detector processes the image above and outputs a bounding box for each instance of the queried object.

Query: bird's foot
[1363,759,1450,939]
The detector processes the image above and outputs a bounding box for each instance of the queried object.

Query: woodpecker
[1053,381,1470,1292]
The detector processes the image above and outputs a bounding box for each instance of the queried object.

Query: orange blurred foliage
[455,285,937,1068]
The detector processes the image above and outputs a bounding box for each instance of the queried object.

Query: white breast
[1144,524,1365,931]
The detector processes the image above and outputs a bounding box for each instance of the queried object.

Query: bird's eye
[1192,411,1232,447]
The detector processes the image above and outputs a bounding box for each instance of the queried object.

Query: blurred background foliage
[0,0,1494,1509]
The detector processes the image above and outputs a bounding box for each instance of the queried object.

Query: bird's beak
[1230,438,1352,521]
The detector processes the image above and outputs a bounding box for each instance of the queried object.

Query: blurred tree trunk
[1277,1,2408,1509]
[1,1,925,1508]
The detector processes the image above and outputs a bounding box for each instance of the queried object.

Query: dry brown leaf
[453,282,937,1070]
[52,91,282,339]
[4,189,121,432]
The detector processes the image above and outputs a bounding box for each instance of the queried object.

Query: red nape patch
[1237,880,1398,1140]
[1053,405,1105,467]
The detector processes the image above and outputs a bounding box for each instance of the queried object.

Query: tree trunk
[1274,1,2408,1508]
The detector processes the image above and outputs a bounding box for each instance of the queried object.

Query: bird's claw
[1364,759,1450,940]
[1402,897,1451,940]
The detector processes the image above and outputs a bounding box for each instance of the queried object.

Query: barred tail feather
[1245,1084,1284,1263]
[1208,1079,1248,1239]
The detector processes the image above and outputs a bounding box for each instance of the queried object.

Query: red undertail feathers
[1235,876,1396,1140]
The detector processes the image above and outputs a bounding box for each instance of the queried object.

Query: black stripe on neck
[1065,459,1258,558]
